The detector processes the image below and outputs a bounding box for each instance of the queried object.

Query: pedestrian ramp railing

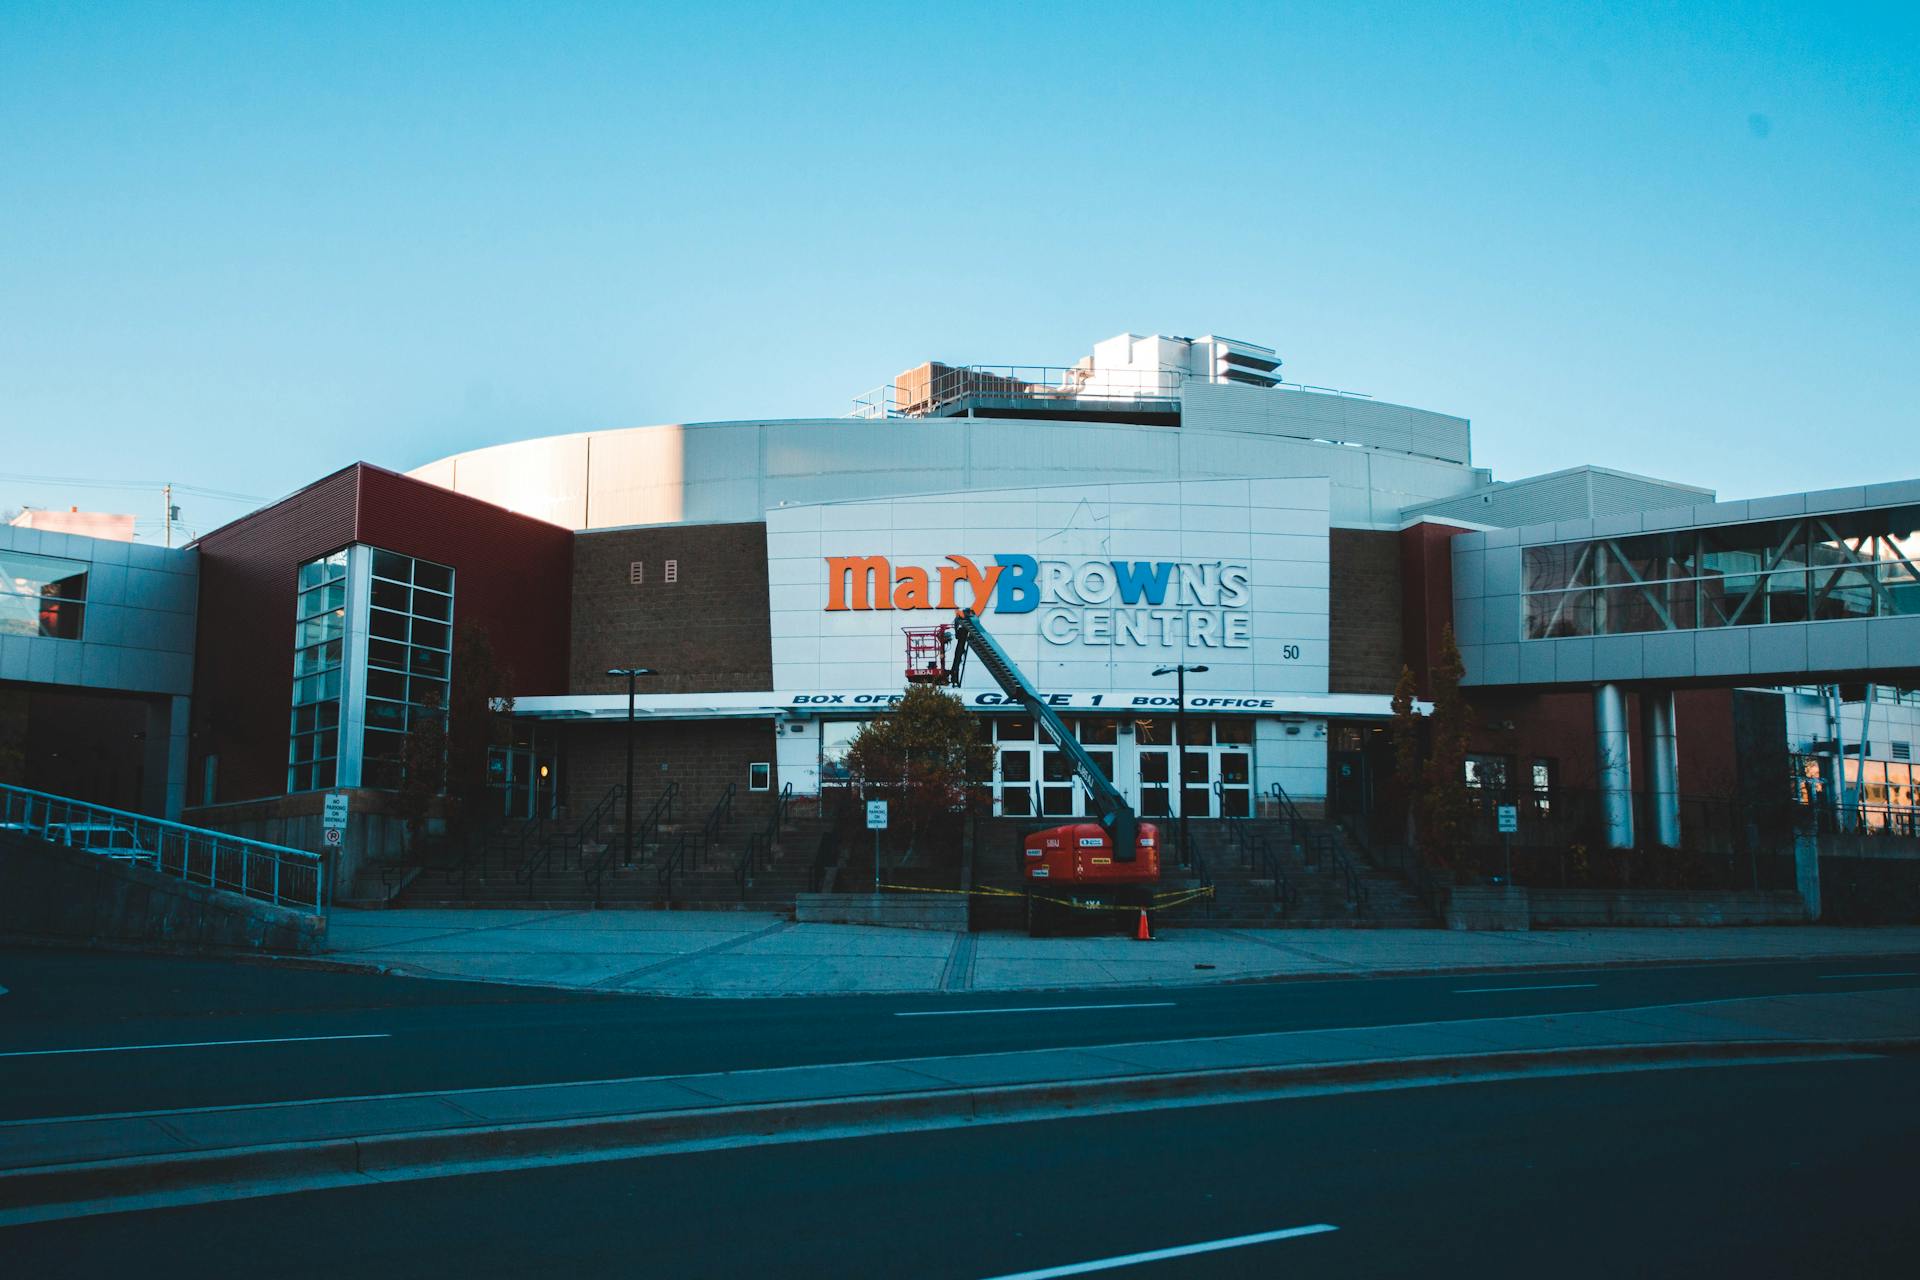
[0,782,325,914]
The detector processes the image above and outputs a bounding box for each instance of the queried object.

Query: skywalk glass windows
[362,552,455,790]
[289,550,347,792]
[0,549,87,640]
[1521,508,1920,638]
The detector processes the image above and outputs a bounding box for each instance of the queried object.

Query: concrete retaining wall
[795,892,967,930]
[0,830,326,954]
[1443,885,1807,930]
[1443,886,1531,931]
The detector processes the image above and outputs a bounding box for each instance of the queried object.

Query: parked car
[46,822,159,866]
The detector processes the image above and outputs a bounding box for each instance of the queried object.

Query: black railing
[519,785,618,899]
[699,782,737,863]
[737,782,793,900]
[1219,803,1294,914]
[1270,783,1367,916]
[584,781,678,903]
[655,832,691,906]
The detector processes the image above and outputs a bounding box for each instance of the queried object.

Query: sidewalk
[5,986,1916,1223]
[322,909,1920,996]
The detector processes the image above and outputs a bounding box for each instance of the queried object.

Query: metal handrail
[736,782,793,899]
[1269,783,1368,915]
[655,832,691,906]
[699,782,736,862]
[519,784,618,898]
[1218,807,1293,914]
[0,781,324,912]
[583,782,677,903]
[583,781,677,901]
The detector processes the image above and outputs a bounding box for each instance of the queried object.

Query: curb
[4,1037,1911,1222]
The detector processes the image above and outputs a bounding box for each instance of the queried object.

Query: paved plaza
[322,908,1920,997]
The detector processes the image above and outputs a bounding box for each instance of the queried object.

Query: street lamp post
[606,667,656,866]
[1152,663,1208,869]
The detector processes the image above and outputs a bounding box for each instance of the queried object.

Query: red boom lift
[905,609,1160,934]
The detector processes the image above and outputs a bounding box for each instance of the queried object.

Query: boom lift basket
[902,624,953,685]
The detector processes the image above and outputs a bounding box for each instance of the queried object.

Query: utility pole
[163,484,173,548]
[606,667,657,865]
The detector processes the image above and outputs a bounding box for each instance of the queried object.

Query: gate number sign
[865,801,889,830]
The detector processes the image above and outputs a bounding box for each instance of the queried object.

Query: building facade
[4,330,1916,868]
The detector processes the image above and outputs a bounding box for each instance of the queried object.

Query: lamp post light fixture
[606,667,657,866]
[1152,663,1208,868]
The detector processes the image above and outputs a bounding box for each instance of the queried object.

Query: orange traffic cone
[1134,908,1152,942]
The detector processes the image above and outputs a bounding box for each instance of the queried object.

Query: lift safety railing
[736,782,793,899]
[0,781,325,913]
[1269,782,1369,916]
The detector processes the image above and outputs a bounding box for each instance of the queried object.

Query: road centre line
[1454,983,1600,994]
[896,1002,1176,1018]
[1819,972,1920,980]
[0,1033,390,1060]
[8,987,1885,1127]
[980,1224,1339,1279]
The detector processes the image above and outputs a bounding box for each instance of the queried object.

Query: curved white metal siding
[411,407,1484,531]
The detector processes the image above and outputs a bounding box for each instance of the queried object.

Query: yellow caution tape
[874,882,1215,913]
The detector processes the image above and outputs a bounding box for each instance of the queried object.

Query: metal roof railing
[850,364,1371,419]
[0,782,326,914]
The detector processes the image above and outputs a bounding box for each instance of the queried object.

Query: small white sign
[865,800,889,830]
[1496,804,1519,834]
[322,827,342,847]
[322,793,350,832]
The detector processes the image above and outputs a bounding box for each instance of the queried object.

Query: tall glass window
[361,550,455,789]
[1522,506,1920,638]
[289,550,347,791]
[0,549,87,640]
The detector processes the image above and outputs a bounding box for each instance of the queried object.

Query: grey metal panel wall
[0,526,198,696]
[1588,470,1712,516]
[1179,380,1472,464]
[1408,467,1712,530]
[414,412,1485,531]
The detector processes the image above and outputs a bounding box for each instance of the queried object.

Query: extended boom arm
[945,609,1139,861]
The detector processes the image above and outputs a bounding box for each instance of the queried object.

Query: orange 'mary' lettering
[826,556,892,611]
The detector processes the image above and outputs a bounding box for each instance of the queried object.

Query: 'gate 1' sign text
[824,553,1252,648]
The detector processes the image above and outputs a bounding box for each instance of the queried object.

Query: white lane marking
[896,1002,1176,1018]
[0,1033,389,1060]
[980,1223,1339,1279]
[1819,972,1920,980]
[1454,983,1600,994]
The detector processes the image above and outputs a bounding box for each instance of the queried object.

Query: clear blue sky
[2,1,1914,540]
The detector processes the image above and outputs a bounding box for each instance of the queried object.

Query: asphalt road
[2,946,1918,1121]
[5,1053,1916,1277]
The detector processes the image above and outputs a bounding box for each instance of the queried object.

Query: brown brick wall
[557,718,779,831]
[1329,528,1404,695]
[569,522,773,695]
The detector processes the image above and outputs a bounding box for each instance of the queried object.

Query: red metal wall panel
[1399,520,1468,697]
[190,464,573,805]
[353,465,573,698]
[190,467,360,804]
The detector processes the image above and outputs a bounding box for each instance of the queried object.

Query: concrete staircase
[390,793,836,912]
[1169,819,1437,928]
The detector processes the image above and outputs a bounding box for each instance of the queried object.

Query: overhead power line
[0,471,265,504]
